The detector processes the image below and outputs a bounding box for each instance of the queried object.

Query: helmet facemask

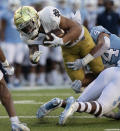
[18,17,40,39]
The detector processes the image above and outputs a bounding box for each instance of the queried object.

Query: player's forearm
[90,33,110,58]
[90,42,105,57]
[62,26,81,44]
[60,16,81,45]
[81,34,110,66]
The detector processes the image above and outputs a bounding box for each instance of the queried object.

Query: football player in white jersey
[13,6,120,122]
[33,13,120,121]
[14,6,104,88]
[0,47,30,130]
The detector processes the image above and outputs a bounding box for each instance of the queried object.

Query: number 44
[102,49,119,62]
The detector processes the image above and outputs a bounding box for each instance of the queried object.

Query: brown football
[44,29,65,46]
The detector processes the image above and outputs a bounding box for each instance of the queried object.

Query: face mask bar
[18,19,36,35]
[17,15,40,39]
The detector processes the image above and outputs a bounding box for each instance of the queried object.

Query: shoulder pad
[39,6,61,33]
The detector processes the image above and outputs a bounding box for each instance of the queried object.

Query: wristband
[82,54,94,66]
[2,59,9,67]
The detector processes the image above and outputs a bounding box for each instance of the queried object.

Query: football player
[0,47,30,130]
[66,25,120,119]
[59,63,120,124]
[67,26,120,91]
[37,62,120,124]
[14,6,104,87]
[67,26,120,70]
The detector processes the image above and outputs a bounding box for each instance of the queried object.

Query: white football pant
[77,67,120,115]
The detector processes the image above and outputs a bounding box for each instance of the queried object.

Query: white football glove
[12,122,30,131]
[67,59,83,70]
[2,60,14,75]
[67,54,95,70]
[44,33,64,47]
[30,51,43,64]
[71,80,82,93]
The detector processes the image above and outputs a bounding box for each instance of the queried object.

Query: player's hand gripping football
[67,59,84,70]
[44,33,64,47]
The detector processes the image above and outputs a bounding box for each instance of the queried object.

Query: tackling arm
[66,32,110,71]
[90,33,110,58]
[76,33,110,67]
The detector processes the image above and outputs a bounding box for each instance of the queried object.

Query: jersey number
[102,49,119,64]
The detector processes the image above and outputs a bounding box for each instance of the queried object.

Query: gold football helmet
[14,6,40,39]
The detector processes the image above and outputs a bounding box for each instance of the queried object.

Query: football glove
[67,54,94,70]
[2,60,14,75]
[30,51,42,64]
[12,122,30,131]
[44,33,64,47]
[67,59,83,70]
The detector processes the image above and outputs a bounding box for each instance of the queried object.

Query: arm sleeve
[39,6,61,33]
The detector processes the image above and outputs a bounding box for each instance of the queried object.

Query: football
[46,29,65,41]
[44,29,65,46]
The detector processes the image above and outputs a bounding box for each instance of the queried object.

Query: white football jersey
[39,6,61,33]
[70,10,82,25]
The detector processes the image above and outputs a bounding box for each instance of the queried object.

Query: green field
[0,88,120,131]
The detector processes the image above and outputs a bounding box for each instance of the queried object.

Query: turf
[0,88,120,131]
